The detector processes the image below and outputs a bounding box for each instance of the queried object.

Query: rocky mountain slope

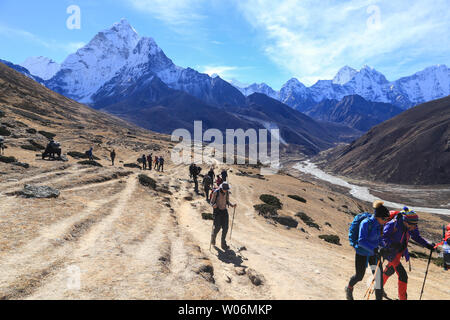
[305,95,403,132]
[322,96,450,185]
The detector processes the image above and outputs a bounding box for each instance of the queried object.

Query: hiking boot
[221,242,229,250]
[345,286,354,300]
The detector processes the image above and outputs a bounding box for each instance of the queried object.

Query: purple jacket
[381,214,430,262]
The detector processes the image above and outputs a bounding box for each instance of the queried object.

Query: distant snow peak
[332,66,357,85]
[21,56,61,81]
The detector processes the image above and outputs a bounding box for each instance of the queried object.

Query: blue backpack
[348,212,372,247]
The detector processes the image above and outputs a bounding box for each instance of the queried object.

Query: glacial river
[294,161,450,216]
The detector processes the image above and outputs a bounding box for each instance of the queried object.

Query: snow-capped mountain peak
[332,66,357,85]
[46,19,141,102]
[21,56,61,81]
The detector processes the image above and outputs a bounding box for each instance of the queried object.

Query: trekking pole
[364,259,381,300]
[229,207,236,241]
[419,249,433,300]
[209,217,215,252]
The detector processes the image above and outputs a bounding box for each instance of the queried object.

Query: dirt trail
[0,156,449,300]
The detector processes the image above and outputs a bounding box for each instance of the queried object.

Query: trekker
[345,200,390,300]
[141,154,147,170]
[221,169,228,182]
[87,147,94,161]
[216,175,223,188]
[0,136,5,155]
[147,154,152,171]
[154,156,159,170]
[159,156,164,172]
[208,167,215,181]
[381,207,435,300]
[110,149,116,166]
[191,164,201,193]
[202,173,213,202]
[210,182,237,250]
[189,163,196,179]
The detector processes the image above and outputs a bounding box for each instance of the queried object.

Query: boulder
[247,268,264,286]
[20,184,60,198]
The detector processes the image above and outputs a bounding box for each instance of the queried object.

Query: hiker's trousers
[212,209,229,245]
[349,253,383,300]
[383,252,408,300]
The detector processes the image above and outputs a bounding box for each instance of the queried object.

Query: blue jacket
[355,215,382,256]
[381,214,430,262]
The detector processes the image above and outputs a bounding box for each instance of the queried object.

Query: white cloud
[235,0,450,85]
[200,65,238,79]
[0,24,85,55]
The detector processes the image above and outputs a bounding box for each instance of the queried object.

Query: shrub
[254,203,278,218]
[78,160,102,167]
[319,234,341,246]
[259,194,282,209]
[21,140,45,151]
[202,212,214,220]
[26,128,37,134]
[273,215,298,228]
[295,212,320,230]
[0,155,17,163]
[138,174,156,189]
[124,163,141,169]
[38,131,56,140]
[0,126,11,136]
[288,195,307,203]
[68,151,100,160]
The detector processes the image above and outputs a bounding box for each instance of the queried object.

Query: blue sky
[0,0,449,89]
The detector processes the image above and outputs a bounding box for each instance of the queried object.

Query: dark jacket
[381,214,430,262]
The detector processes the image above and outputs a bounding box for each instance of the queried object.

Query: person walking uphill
[345,200,390,300]
[381,207,435,300]
[110,149,116,166]
[141,154,147,170]
[202,173,213,202]
[210,183,237,250]
[147,154,152,171]
[159,156,164,172]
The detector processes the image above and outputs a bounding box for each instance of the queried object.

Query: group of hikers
[346,200,449,300]
[141,154,164,172]
[189,164,236,250]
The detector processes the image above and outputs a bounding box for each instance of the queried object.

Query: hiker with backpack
[380,207,435,300]
[190,164,201,193]
[345,200,391,300]
[210,182,237,250]
[208,167,215,181]
[154,156,159,170]
[202,173,213,202]
[221,169,228,182]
